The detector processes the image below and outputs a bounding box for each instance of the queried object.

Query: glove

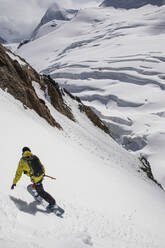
[11,184,16,190]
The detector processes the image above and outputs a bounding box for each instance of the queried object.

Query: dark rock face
[100,0,165,9]
[0,44,61,128]
[42,75,75,121]
[140,156,163,189]
[0,44,110,135]
[17,40,30,49]
[79,105,110,134]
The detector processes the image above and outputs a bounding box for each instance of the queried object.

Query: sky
[0,0,102,41]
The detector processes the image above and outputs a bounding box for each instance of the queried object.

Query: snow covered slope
[17,4,165,184]
[1,75,165,247]
[31,3,78,40]
[1,40,165,247]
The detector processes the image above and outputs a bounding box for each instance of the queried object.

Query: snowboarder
[11,147,56,210]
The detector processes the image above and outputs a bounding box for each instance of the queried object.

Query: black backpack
[24,155,44,177]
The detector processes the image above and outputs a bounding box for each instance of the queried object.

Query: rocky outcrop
[79,105,110,134]
[42,75,75,121]
[17,40,30,49]
[0,44,61,128]
[100,0,165,9]
[63,88,110,134]
[0,44,110,135]
[140,156,163,190]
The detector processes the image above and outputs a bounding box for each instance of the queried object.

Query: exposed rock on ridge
[42,75,75,121]
[0,44,61,128]
[100,0,165,9]
[79,105,110,134]
[140,156,163,190]
[0,44,110,135]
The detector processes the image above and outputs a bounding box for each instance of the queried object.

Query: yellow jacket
[13,151,45,184]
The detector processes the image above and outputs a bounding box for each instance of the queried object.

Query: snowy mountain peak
[40,2,69,25]
[31,2,78,40]
[100,0,165,8]
[48,2,61,11]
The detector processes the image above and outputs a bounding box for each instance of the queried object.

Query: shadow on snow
[9,195,47,215]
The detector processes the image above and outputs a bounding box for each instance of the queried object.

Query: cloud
[35,0,101,9]
[0,0,102,41]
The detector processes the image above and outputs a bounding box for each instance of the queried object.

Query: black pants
[35,181,56,205]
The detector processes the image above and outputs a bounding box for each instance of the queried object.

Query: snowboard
[27,184,64,217]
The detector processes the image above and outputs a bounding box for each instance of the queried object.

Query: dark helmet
[22,147,31,153]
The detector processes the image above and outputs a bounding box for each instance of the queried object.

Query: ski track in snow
[2,5,165,248]
[1,86,165,248]
[1,189,165,248]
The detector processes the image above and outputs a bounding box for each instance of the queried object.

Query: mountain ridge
[1,6,165,245]
[100,0,165,8]
[0,44,109,134]
[31,3,78,40]
[17,5,165,184]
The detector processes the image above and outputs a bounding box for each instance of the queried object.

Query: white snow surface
[17,5,165,185]
[33,20,67,40]
[1,76,165,248]
[4,43,19,53]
